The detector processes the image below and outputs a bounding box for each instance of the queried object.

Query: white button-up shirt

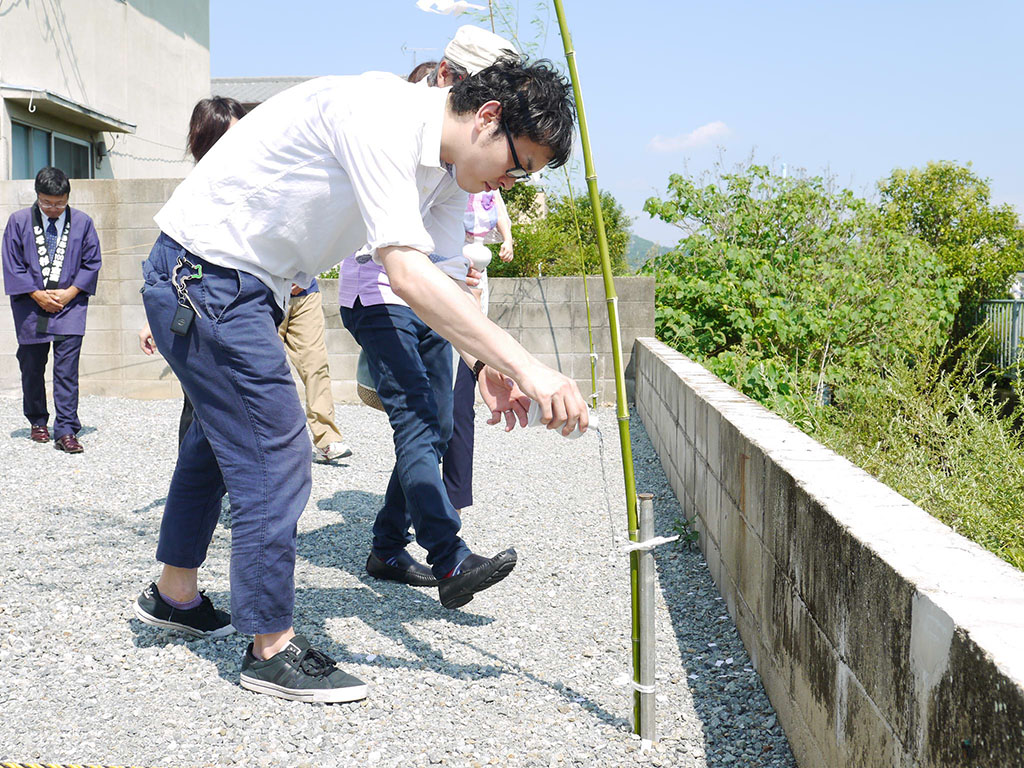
[154,72,468,309]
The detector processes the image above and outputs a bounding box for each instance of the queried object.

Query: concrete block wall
[633,337,1024,768]
[1,180,654,402]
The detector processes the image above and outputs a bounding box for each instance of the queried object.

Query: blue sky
[211,0,1024,245]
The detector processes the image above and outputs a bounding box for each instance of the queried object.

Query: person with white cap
[338,26,528,609]
[428,24,519,85]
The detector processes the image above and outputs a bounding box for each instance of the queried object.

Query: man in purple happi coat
[2,167,101,453]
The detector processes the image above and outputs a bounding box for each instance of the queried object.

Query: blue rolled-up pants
[141,233,310,635]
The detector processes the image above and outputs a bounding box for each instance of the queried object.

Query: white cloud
[647,121,730,153]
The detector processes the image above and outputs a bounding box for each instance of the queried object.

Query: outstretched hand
[478,365,530,432]
[516,361,589,437]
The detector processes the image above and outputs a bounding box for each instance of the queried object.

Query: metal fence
[978,300,1024,373]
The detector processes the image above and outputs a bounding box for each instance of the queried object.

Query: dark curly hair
[450,57,575,170]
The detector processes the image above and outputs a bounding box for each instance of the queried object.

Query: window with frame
[11,121,93,180]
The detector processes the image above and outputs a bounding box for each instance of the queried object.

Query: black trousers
[17,335,83,439]
[442,358,476,509]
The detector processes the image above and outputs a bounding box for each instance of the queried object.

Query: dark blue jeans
[340,300,469,577]
[141,233,310,635]
[442,358,476,509]
[17,334,83,439]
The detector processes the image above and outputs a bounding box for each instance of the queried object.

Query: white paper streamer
[620,535,680,553]
[416,0,485,15]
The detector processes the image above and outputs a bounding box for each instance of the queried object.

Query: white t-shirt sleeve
[317,89,435,259]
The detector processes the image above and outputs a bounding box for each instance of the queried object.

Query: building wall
[0,179,654,403]
[0,0,210,179]
[634,337,1024,768]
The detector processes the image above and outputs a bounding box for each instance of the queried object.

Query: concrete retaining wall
[0,179,653,402]
[633,337,1024,767]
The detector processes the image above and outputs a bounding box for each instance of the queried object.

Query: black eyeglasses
[501,122,530,181]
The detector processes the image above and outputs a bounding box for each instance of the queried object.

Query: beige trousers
[279,290,343,450]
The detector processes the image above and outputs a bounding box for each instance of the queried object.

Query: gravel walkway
[0,395,795,767]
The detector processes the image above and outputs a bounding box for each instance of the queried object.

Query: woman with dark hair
[138,96,246,443]
[407,60,438,84]
[187,97,247,162]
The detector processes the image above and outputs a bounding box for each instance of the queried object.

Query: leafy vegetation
[811,337,1024,570]
[642,163,961,426]
[879,161,1024,311]
[487,182,632,278]
[642,160,1024,570]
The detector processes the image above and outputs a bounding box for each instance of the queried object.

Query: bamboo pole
[551,0,642,733]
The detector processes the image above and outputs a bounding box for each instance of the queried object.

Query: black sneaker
[133,582,235,638]
[240,635,368,703]
[437,549,517,609]
[366,550,439,587]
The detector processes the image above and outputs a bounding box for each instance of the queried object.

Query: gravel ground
[0,395,795,768]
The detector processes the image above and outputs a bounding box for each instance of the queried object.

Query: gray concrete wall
[633,337,1024,768]
[0,0,210,179]
[0,179,654,403]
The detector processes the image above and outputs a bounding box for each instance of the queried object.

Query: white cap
[443,25,519,75]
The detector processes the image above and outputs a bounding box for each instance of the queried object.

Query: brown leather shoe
[30,425,50,443]
[54,434,84,454]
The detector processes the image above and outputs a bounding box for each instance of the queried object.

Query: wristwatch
[472,359,486,382]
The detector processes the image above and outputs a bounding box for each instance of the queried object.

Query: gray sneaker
[240,635,367,703]
[133,582,235,639]
[313,442,353,463]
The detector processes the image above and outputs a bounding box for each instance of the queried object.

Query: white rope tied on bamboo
[612,673,656,694]
[620,534,679,553]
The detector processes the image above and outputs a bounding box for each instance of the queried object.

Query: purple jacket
[2,205,101,343]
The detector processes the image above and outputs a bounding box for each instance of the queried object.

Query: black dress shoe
[438,548,517,610]
[366,550,438,587]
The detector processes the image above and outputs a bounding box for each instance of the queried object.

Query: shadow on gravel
[10,425,99,439]
[128,583,507,689]
[628,411,796,766]
[128,589,247,684]
[130,496,168,516]
[455,638,632,732]
[294,507,626,727]
[313,488,382,518]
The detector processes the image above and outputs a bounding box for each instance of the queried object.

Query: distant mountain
[627,234,673,272]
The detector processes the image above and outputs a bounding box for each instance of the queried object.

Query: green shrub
[642,163,962,426]
[811,337,1024,571]
[643,161,1024,570]
[489,186,631,278]
[879,161,1024,312]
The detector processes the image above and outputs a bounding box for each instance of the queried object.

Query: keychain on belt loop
[170,255,204,336]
